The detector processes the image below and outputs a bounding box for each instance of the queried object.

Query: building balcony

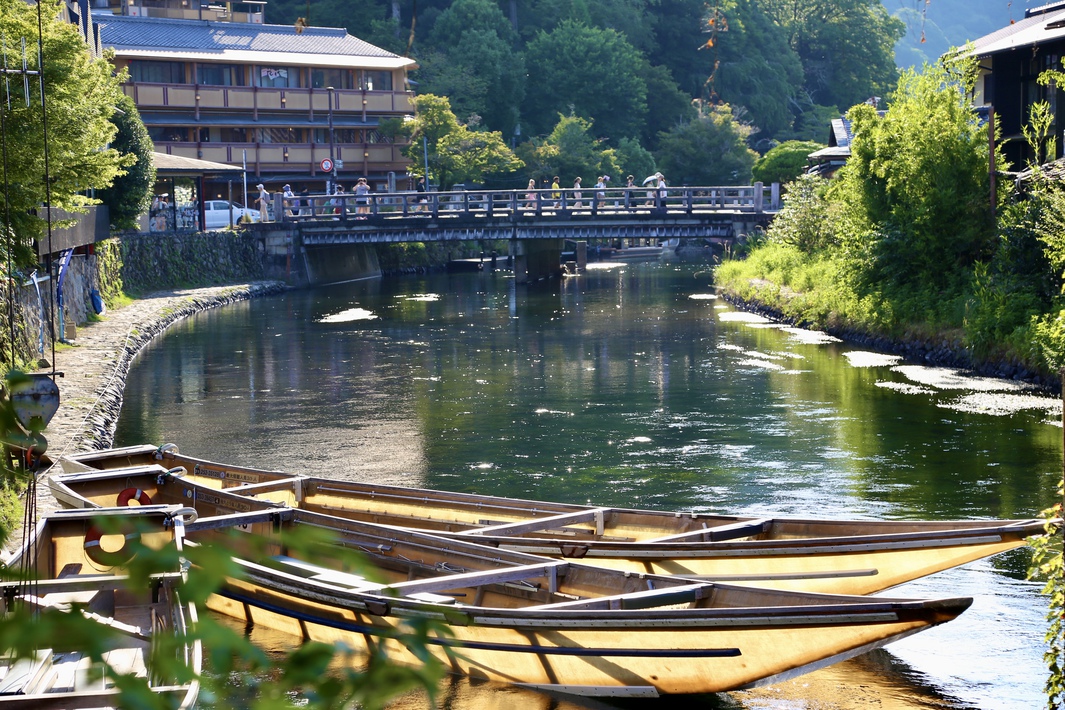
[157,141,411,178]
[122,82,414,117]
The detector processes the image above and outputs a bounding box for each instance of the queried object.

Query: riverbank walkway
[7,281,287,547]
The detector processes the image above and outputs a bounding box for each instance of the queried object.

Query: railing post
[753,181,764,213]
[771,182,781,210]
[273,193,284,223]
[686,188,693,215]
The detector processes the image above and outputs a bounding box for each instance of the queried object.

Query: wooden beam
[458,509,609,537]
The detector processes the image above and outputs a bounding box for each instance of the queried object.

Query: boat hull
[50,445,1048,595]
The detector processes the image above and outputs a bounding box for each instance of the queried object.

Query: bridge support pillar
[301,244,381,285]
[512,238,563,284]
[575,241,587,272]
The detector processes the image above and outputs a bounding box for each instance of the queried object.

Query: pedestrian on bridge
[573,176,582,209]
[257,183,271,222]
[282,184,296,218]
[551,176,560,208]
[355,178,370,218]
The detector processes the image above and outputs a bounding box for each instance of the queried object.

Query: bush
[753,141,824,185]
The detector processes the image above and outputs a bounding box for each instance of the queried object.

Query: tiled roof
[96,15,414,68]
[968,8,1065,56]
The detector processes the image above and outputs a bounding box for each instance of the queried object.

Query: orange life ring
[116,487,152,507]
[83,525,137,568]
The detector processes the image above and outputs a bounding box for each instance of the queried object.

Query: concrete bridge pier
[301,244,382,285]
[512,238,563,284]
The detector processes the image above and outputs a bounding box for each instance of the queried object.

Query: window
[219,127,249,142]
[129,60,185,84]
[260,127,300,143]
[311,68,354,90]
[360,71,392,91]
[197,63,246,86]
[258,66,298,88]
[147,126,188,142]
[313,128,360,143]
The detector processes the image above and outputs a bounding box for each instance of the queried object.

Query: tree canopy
[655,105,758,186]
[403,94,523,189]
[515,114,620,186]
[97,95,156,231]
[0,0,133,266]
[521,21,648,142]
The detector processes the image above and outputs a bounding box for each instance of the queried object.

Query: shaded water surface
[116,261,1060,709]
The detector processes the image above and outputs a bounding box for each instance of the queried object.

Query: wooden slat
[382,562,567,596]
[644,519,771,543]
[457,509,609,537]
[528,583,714,611]
[184,509,293,532]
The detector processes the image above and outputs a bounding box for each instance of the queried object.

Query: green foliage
[638,63,697,150]
[712,0,805,143]
[762,0,905,111]
[753,141,824,185]
[767,173,836,252]
[654,104,758,185]
[0,0,134,268]
[614,137,656,186]
[831,57,998,290]
[521,21,648,142]
[416,0,524,135]
[516,114,620,187]
[1027,487,1064,710]
[403,94,523,189]
[97,95,156,231]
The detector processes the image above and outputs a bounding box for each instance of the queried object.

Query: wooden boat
[0,506,200,709]
[50,444,1048,595]
[46,472,969,697]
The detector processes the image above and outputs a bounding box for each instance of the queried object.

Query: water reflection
[116,262,1058,709]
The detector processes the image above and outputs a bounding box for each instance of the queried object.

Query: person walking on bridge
[551,176,561,209]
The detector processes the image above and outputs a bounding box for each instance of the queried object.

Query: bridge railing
[268,183,779,224]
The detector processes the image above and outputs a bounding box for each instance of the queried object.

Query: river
[114,260,1060,709]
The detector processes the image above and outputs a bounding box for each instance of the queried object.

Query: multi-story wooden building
[970,2,1065,169]
[91,0,416,203]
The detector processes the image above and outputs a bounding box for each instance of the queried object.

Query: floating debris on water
[718,311,772,323]
[876,381,936,395]
[940,392,1062,417]
[892,365,1032,392]
[736,358,786,371]
[846,352,904,368]
[781,327,841,344]
[318,307,378,323]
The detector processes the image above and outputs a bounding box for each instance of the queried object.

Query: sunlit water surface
[115,261,1060,709]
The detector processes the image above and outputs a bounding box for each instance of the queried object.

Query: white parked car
[203,200,260,229]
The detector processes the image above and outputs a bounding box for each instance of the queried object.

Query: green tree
[0,0,133,267]
[516,114,620,187]
[615,137,656,185]
[654,104,758,185]
[521,21,647,142]
[638,63,697,149]
[761,0,905,111]
[419,0,525,135]
[831,56,998,288]
[752,140,824,185]
[403,94,522,189]
[712,0,805,143]
[97,95,156,231]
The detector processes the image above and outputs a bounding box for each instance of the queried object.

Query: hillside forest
[265,1,1018,174]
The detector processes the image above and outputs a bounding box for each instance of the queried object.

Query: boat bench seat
[643,519,771,543]
[0,649,54,695]
[271,556,457,604]
[527,583,714,611]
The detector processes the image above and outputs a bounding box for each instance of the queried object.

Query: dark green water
[115,261,1060,709]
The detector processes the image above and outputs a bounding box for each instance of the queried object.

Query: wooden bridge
[250,183,780,284]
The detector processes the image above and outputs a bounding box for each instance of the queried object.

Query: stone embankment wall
[2,232,269,370]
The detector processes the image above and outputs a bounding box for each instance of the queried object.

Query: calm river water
[115,260,1060,709]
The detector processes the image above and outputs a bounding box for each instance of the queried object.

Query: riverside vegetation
[715,54,1065,708]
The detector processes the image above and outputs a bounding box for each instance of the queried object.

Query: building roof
[153,151,243,174]
[95,14,416,70]
[968,7,1065,57]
